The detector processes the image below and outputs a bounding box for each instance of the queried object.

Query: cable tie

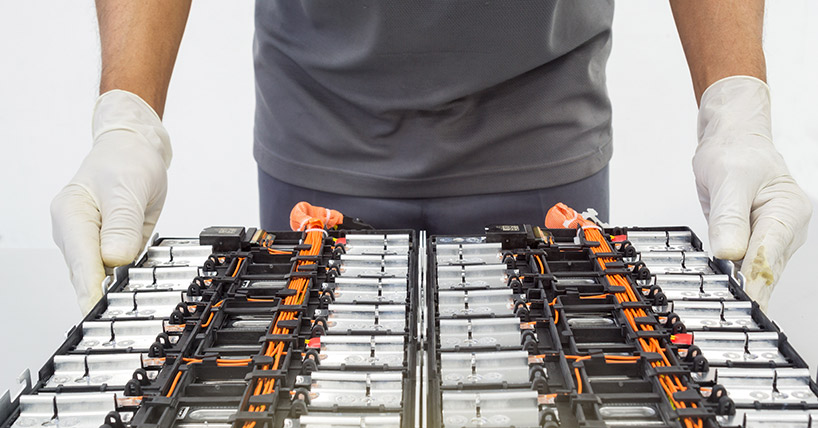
[304,228,328,237]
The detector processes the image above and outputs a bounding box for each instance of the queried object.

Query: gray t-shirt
[253,0,613,198]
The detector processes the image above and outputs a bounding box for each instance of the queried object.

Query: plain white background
[0,1,816,394]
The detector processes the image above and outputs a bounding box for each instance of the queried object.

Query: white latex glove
[51,90,172,314]
[694,76,812,311]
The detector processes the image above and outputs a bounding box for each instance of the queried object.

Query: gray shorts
[258,165,609,235]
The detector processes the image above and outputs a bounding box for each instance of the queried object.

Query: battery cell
[142,245,213,268]
[436,265,513,290]
[124,266,201,292]
[326,278,407,305]
[436,242,504,266]
[691,331,789,367]
[11,393,125,428]
[333,256,409,279]
[439,351,530,387]
[638,251,714,274]
[707,368,818,405]
[342,243,410,256]
[314,335,405,369]
[45,353,148,388]
[626,230,697,252]
[716,408,818,428]
[438,318,522,350]
[100,291,191,319]
[647,274,736,301]
[670,301,758,330]
[437,289,516,318]
[344,234,410,248]
[76,320,169,351]
[307,371,404,410]
[441,390,540,428]
[319,304,406,335]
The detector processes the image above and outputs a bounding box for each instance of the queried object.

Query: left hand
[693,76,812,311]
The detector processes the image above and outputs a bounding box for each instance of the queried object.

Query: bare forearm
[96,0,191,117]
[669,0,766,104]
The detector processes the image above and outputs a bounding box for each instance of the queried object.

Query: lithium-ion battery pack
[2,223,816,428]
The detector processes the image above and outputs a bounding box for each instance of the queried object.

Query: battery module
[1,204,815,428]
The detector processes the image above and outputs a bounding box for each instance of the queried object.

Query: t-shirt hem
[254,139,613,198]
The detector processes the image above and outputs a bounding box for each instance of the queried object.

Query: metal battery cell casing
[626,230,697,252]
[439,351,530,387]
[332,255,409,279]
[436,265,513,290]
[670,300,758,330]
[319,304,406,334]
[716,408,818,428]
[690,331,788,367]
[342,241,410,256]
[638,251,714,274]
[45,353,147,388]
[142,245,213,268]
[647,274,736,301]
[100,291,190,319]
[344,234,410,248]
[441,390,540,428]
[123,266,201,292]
[435,243,503,266]
[326,277,407,305]
[307,371,404,410]
[315,335,405,369]
[438,318,522,350]
[437,289,516,318]
[11,393,125,428]
[706,368,818,405]
[76,320,168,351]
[342,246,410,257]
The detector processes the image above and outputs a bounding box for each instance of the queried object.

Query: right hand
[51,90,172,314]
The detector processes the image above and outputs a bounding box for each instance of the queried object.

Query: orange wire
[242,226,324,428]
[166,371,182,397]
[267,249,292,255]
[574,367,583,394]
[200,299,224,328]
[200,258,243,328]
[575,225,702,427]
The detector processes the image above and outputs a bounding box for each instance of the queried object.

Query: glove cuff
[92,90,173,169]
[697,76,772,146]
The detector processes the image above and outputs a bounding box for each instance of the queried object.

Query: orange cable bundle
[545,203,703,428]
[241,216,325,428]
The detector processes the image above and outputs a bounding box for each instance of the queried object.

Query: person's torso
[253,0,614,198]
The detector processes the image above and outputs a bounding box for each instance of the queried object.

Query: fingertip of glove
[710,232,749,261]
[100,241,140,267]
[710,222,750,260]
[711,245,747,261]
